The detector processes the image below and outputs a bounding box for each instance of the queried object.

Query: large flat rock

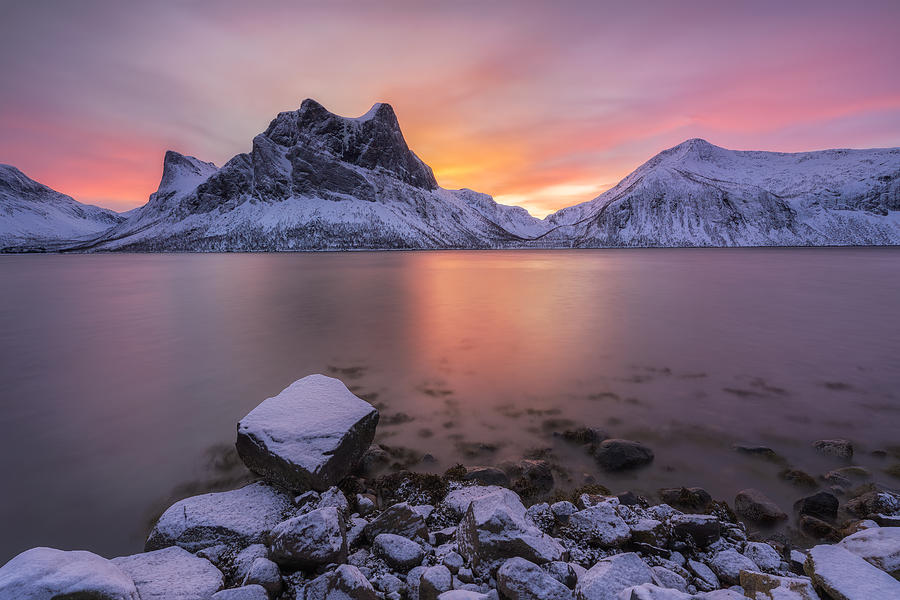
[236,374,379,491]
[0,547,139,600]
[146,482,295,551]
[804,544,900,600]
[838,525,900,577]
[112,546,224,600]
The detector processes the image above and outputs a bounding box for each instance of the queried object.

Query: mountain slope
[0,165,125,251]
[84,100,548,251]
[540,139,900,247]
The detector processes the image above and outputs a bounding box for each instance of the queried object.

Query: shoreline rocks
[3,373,899,600]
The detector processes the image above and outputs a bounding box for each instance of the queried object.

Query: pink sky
[1,1,899,217]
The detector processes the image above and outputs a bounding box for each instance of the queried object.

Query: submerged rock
[591,439,654,471]
[812,439,853,459]
[794,491,838,521]
[0,547,140,600]
[146,482,294,551]
[658,487,713,513]
[463,466,510,487]
[268,506,347,568]
[734,489,787,524]
[111,546,224,600]
[236,374,379,491]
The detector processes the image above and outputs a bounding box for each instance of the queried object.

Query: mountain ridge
[1,101,898,251]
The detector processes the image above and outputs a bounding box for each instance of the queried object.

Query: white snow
[111,546,223,600]
[805,543,900,599]
[0,547,140,600]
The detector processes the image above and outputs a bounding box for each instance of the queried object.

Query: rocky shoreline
[1,374,898,600]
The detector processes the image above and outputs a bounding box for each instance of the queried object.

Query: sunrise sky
[2,0,899,217]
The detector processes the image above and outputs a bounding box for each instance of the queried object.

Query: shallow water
[0,249,899,562]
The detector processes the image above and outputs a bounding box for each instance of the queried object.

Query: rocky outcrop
[804,544,900,599]
[0,547,140,600]
[236,374,378,491]
[146,482,295,551]
[111,546,224,600]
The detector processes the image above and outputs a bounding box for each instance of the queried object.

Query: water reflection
[0,249,898,561]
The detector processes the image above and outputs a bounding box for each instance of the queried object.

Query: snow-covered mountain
[538,138,900,247]
[0,165,125,251]
[82,99,548,251]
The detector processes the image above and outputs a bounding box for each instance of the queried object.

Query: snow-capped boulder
[233,544,270,583]
[373,533,425,571]
[437,591,491,600]
[268,506,347,568]
[236,374,379,491]
[575,553,654,600]
[111,546,224,600]
[742,542,782,572]
[146,482,294,551]
[365,502,429,541]
[804,544,900,599]
[241,557,282,595]
[496,557,575,600]
[566,503,631,547]
[708,548,757,585]
[591,440,654,471]
[211,585,269,600]
[456,487,565,567]
[687,559,719,591]
[443,486,509,518]
[305,564,377,600]
[618,584,692,599]
[734,489,787,524]
[420,565,453,600]
[837,526,900,577]
[0,547,139,600]
[739,571,819,600]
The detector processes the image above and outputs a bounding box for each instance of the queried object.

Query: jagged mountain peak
[158,151,218,196]
[261,99,437,190]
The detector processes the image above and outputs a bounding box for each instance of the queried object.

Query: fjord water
[1,249,899,561]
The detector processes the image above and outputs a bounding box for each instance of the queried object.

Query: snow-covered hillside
[81,100,548,251]
[0,165,125,251]
[540,139,900,247]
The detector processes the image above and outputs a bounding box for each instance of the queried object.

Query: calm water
[1,249,899,562]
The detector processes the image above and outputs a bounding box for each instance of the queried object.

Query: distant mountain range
[2,100,898,252]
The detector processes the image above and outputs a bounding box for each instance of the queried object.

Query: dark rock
[616,491,641,506]
[236,374,379,491]
[657,487,713,513]
[556,427,608,445]
[364,502,428,541]
[590,439,654,471]
[733,444,783,462]
[734,488,788,524]
[506,460,555,499]
[845,490,900,518]
[778,469,817,488]
[794,491,839,520]
[799,515,840,541]
[670,514,721,547]
[463,466,510,487]
[813,439,854,458]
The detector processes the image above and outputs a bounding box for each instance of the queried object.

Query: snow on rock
[708,548,757,585]
[618,584,692,599]
[364,501,429,541]
[742,542,782,572]
[739,570,819,600]
[804,544,900,600]
[304,564,377,600]
[443,486,510,518]
[457,486,565,567]
[211,585,269,600]
[496,557,575,600]
[241,557,282,595]
[373,533,425,571]
[268,506,347,568]
[419,565,453,600]
[146,481,294,551]
[837,526,900,577]
[111,546,224,600]
[565,503,631,547]
[437,591,491,600]
[687,559,720,591]
[233,544,270,583]
[0,547,140,600]
[236,374,378,491]
[575,552,654,600]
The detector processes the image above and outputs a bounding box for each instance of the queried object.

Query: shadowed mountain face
[83,99,544,251]
[0,165,125,251]
[2,106,900,251]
